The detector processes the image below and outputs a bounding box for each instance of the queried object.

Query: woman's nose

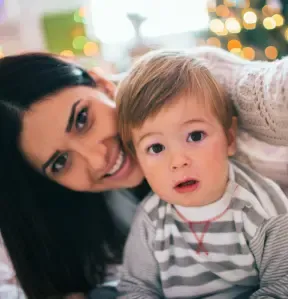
[75,141,109,172]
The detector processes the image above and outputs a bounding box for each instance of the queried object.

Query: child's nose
[170,151,191,171]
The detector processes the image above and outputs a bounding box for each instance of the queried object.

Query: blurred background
[0,0,287,74]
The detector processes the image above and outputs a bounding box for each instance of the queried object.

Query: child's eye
[147,143,165,154]
[187,131,206,142]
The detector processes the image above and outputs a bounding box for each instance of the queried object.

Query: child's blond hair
[116,49,233,154]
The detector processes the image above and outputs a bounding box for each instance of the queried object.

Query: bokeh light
[210,19,225,34]
[225,18,241,33]
[227,39,242,51]
[285,28,288,41]
[206,37,221,47]
[78,7,86,18]
[216,5,230,18]
[83,42,99,56]
[243,22,256,30]
[60,50,75,57]
[243,11,257,24]
[242,47,255,60]
[230,48,242,57]
[72,36,87,50]
[272,14,284,27]
[263,17,276,30]
[262,5,278,17]
[265,46,278,60]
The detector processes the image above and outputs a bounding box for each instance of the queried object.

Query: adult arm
[188,46,288,146]
[249,214,288,298]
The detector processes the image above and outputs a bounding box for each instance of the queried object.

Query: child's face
[132,95,236,207]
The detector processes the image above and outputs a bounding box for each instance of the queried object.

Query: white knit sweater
[189,46,288,146]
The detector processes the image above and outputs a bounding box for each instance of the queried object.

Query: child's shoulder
[230,159,288,218]
[140,192,161,212]
[134,192,162,226]
[128,192,161,236]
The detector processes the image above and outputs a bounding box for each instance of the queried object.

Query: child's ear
[227,117,237,157]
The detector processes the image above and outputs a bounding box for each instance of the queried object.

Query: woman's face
[19,79,144,192]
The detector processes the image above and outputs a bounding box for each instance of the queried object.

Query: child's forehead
[135,95,219,132]
[158,93,216,119]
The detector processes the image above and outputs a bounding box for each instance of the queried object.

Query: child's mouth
[174,179,199,193]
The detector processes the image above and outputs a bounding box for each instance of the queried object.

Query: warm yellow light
[262,5,273,17]
[243,11,257,24]
[60,50,75,57]
[265,46,278,60]
[242,47,255,60]
[230,48,242,57]
[227,39,242,51]
[285,28,288,41]
[225,18,241,33]
[272,14,284,27]
[216,5,230,18]
[217,27,229,36]
[263,17,276,30]
[78,7,86,18]
[83,42,99,56]
[243,22,256,30]
[207,37,221,48]
[209,19,225,34]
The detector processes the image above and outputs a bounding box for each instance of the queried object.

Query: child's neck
[174,181,235,222]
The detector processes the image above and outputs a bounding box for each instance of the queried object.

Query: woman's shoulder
[104,188,144,236]
[104,180,151,235]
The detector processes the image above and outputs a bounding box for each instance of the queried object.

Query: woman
[0,53,147,299]
[0,47,288,299]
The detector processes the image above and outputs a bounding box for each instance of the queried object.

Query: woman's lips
[104,150,125,176]
[102,150,134,181]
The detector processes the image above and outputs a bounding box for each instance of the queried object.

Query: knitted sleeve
[117,206,163,299]
[0,235,26,299]
[189,46,288,146]
[249,214,288,298]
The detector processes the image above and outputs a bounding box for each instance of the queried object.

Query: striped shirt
[118,160,288,299]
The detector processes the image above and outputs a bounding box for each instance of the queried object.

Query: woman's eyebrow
[66,99,81,132]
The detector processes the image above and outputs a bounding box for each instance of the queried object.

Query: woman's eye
[51,153,68,174]
[187,131,206,142]
[75,107,88,131]
[147,143,165,154]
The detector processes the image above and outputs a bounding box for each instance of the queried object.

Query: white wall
[1,0,85,54]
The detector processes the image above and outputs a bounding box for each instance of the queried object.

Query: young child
[116,50,288,299]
